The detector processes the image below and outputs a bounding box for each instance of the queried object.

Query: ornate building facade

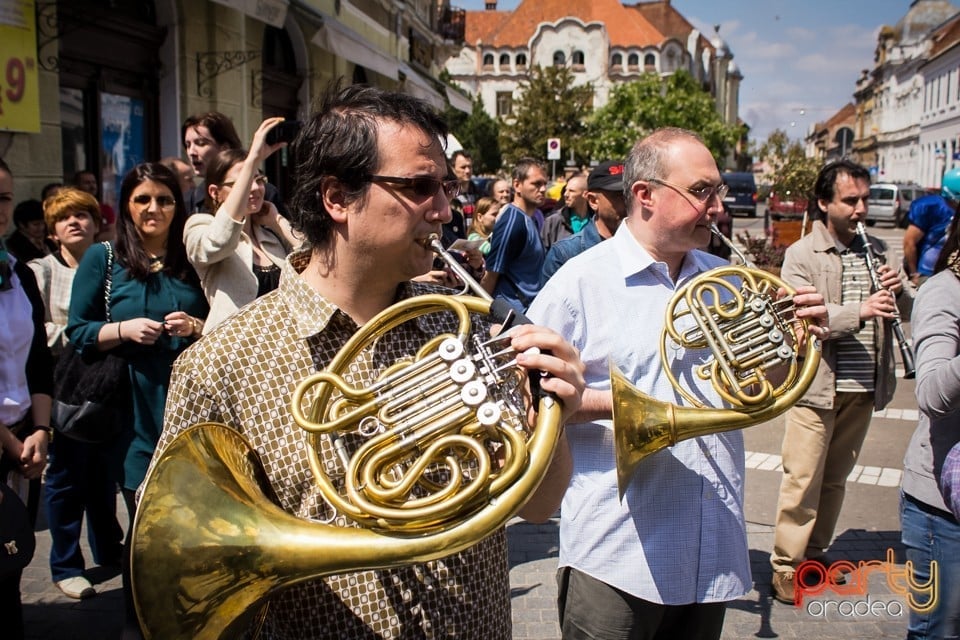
[851,0,959,187]
[0,0,468,206]
[807,103,856,162]
[442,0,742,129]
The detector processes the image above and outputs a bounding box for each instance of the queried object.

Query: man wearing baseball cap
[540,160,627,285]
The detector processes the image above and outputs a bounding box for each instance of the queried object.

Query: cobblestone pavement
[18,404,914,640]
[17,493,911,640]
[507,518,908,640]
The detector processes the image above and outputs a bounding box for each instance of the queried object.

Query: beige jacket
[184,209,294,333]
[781,220,914,410]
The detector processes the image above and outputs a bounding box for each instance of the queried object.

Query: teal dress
[66,243,207,491]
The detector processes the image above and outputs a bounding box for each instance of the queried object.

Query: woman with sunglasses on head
[66,162,207,639]
[184,117,302,333]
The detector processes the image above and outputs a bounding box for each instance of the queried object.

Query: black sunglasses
[131,194,177,209]
[367,175,461,199]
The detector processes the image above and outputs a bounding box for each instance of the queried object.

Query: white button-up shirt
[1,254,35,427]
[527,222,751,605]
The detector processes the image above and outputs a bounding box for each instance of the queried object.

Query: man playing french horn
[138,84,585,639]
[528,128,830,640]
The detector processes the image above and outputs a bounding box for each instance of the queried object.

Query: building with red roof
[443,0,742,130]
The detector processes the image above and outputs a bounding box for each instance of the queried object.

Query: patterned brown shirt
[158,250,511,639]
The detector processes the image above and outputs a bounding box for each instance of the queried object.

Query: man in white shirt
[528,127,829,639]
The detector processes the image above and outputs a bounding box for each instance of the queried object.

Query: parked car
[867,182,924,227]
[766,192,809,221]
[721,172,758,217]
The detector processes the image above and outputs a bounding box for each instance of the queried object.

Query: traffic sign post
[547,138,561,181]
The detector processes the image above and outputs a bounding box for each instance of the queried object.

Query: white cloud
[686,15,879,142]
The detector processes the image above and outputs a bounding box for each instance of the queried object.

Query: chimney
[486,2,497,9]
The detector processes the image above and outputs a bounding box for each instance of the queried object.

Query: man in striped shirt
[770,159,913,604]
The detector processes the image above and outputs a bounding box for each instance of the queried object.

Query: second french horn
[613,225,822,496]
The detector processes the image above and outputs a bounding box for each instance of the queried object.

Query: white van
[867,183,924,227]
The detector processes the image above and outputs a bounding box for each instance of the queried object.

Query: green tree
[756,129,819,203]
[447,96,502,175]
[587,71,745,165]
[498,65,594,169]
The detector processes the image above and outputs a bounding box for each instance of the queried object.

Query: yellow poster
[0,0,40,133]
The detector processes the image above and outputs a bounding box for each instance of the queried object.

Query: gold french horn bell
[612,225,821,497]
[131,235,564,640]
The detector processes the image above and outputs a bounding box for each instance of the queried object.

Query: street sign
[547,137,561,160]
[0,0,41,133]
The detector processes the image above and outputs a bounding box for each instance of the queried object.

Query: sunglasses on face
[367,175,461,199]
[131,194,176,210]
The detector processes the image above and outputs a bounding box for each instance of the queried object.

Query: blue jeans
[44,434,123,581]
[901,492,960,639]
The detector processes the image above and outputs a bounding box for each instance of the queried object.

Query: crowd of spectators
[0,108,621,632]
[2,96,879,640]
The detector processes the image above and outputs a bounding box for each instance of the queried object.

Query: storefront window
[60,87,87,182]
[100,93,146,210]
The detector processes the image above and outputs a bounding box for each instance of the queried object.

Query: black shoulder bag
[51,242,129,443]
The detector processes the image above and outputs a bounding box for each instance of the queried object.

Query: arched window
[611,53,623,68]
[627,53,639,69]
[516,53,527,68]
[499,53,510,68]
[553,50,566,67]
[483,53,494,68]
[644,53,656,68]
[664,50,676,71]
[571,50,585,69]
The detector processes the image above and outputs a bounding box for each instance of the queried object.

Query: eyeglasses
[649,178,729,204]
[367,175,461,199]
[131,194,176,210]
[222,174,268,189]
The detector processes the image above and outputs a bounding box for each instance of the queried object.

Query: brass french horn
[612,225,822,496]
[131,236,563,640]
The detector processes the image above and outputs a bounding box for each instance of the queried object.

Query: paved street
[17,212,920,639]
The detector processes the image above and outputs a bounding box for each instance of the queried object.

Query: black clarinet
[854,222,916,379]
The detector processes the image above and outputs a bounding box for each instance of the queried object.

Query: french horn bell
[131,236,564,639]
[612,225,822,497]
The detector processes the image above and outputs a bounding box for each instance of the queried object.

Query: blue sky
[455,0,925,143]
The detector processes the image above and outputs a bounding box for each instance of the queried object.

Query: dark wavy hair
[203,148,248,213]
[812,159,870,217]
[289,82,448,248]
[116,162,196,283]
[181,111,242,150]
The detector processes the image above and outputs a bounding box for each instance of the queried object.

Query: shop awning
[311,19,398,81]
[399,63,445,111]
[211,0,288,28]
[446,87,472,114]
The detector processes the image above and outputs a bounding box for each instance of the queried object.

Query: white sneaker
[56,575,96,599]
